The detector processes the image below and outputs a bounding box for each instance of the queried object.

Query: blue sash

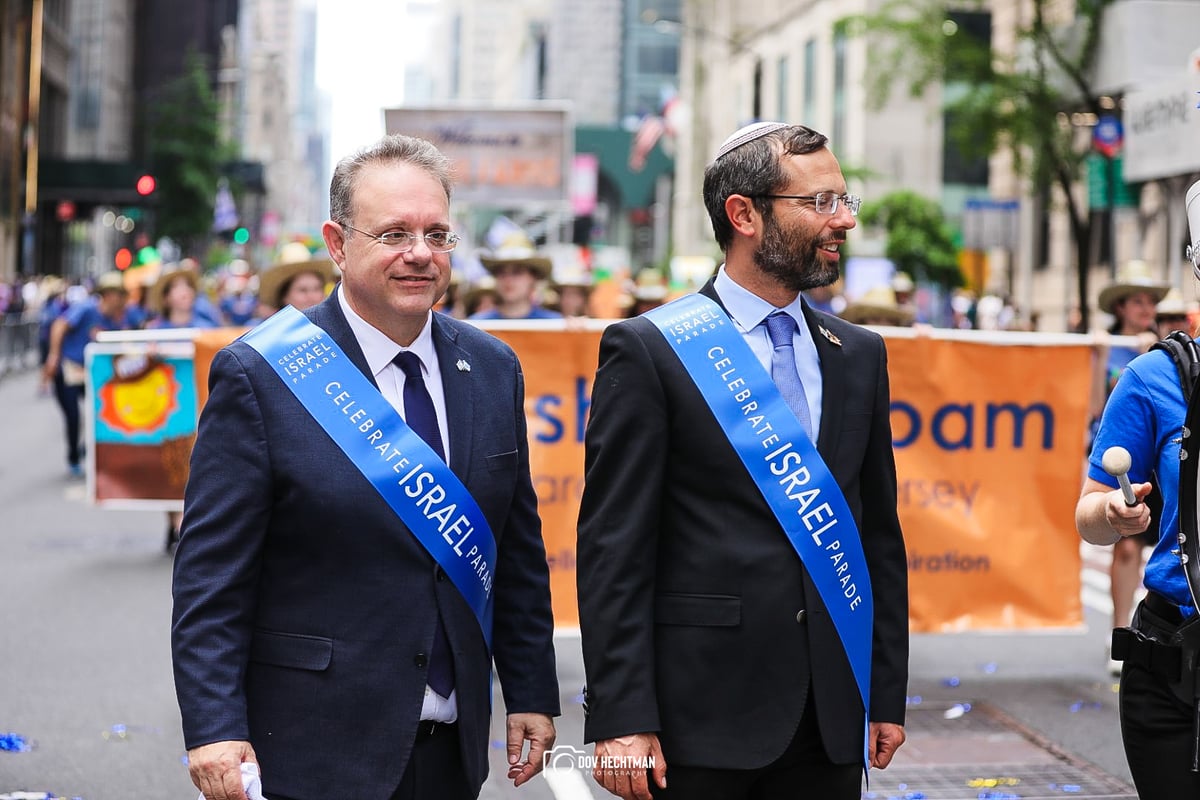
[242,306,496,647]
[646,295,874,723]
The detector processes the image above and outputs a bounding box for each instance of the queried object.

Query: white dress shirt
[337,287,457,722]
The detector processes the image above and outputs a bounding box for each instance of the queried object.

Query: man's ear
[322,220,348,267]
[724,194,759,239]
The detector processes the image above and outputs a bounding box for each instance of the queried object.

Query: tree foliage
[146,51,229,255]
[859,190,963,289]
[842,0,1113,327]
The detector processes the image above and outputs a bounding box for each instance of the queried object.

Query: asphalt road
[0,364,1134,799]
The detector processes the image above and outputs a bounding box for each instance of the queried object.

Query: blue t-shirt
[60,300,133,363]
[1088,345,1195,615]
[468,306,563,321]
[146,313,218,331]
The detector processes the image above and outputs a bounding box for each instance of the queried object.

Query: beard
[753,213,840,292]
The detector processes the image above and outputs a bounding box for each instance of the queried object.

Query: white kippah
[713,121,791,161]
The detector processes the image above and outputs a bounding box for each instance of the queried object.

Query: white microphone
[1101,446,1139,507]
[1188,179,1200,281]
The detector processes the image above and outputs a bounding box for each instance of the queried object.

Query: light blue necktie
[764,311,814,441]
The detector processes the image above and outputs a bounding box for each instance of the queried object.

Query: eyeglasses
[754,192,862,217]
[341,223,460,253]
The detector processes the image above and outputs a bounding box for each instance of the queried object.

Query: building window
[776,56,789,121]
[802,39,817,125]
[832,32,846,152]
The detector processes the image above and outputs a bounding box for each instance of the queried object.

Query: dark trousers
[651,690,861,800]
[390,722,473,800]
[271,723,473,800]
[57,379,83,467]
[1120,599,1200,798]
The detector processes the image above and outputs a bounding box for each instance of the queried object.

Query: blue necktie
[393,351,454,697]
[764,312,814,441]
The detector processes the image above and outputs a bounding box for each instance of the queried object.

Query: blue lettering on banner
[243,306,497,647]
[890,400,1054,450]
[532,377,592,444]
[645,295,874,769]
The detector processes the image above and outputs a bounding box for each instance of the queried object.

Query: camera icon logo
[543,744,588,772]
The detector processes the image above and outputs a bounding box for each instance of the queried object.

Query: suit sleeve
[577,321,668,742]
[492,353,561,716]
[171,347,273,748]
[861,336,909,725]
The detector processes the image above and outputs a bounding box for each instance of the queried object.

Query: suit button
[414,653,428,668]
[436,567,446,582]
[795,609,807,624]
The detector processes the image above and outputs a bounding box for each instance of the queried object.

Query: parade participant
[576,122,909,800]
[1090,260,1169,675]
[1154,288,1196,339]
[172,134,559,800]
[145,266,217,551]
[257,241,336,315]
[549,270,593,319]
[1074,181,1200,797]
[41,272,136,478]
[468,233,562,320]
[840,285,915,327]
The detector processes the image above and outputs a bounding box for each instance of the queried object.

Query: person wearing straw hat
[548,269,593,319]
[42,272,137,478]
[147,266,220,331]
[1154,288,1197,339]
[840,285,915,327]
[257,242,336,316]
[468,233,562,320]
[1089,260,1170,676]
[577,121,908,800]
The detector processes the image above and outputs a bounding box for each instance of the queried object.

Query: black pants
[650,689,861,800]
[1120,598,1200,798]
[57,379,83,467]
[389,721,473,800]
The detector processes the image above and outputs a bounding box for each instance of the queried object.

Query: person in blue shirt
[146,267,219,331]
[41,272,136,477]
[1076,274,1200,797]
[468,233,562,321]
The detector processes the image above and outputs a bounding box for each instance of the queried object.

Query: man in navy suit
[172,134,559,800]
[576,123,908,800]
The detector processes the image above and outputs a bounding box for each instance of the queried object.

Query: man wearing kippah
[577,122,909,799]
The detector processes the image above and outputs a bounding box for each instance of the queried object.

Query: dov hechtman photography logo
[543,744,656,773]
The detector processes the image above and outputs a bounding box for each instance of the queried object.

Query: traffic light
[233,227,250,245]
[114,248,133,271]
[135,174,157,197]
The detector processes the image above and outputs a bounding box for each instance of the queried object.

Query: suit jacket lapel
[303,292,378,389]
[431,314,475,475]
[701,278,843,460]
[801,301,846,460]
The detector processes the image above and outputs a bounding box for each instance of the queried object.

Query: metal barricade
[0,314,39,379]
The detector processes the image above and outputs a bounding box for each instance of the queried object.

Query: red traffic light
[135,174,157,196]
[114,248,133,270]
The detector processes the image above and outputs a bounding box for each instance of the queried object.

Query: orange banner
[188,324,1093,632]
[886,332,1091,632]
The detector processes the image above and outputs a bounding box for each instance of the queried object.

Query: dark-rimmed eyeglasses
[341,223,460,253]
[753,192,862,217]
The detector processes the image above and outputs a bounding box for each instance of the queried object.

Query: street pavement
[0,362,1139,800]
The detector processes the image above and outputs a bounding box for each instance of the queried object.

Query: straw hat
[93,271,129,295]
[148,266,199,313]
[479,232,553,279]
[1098,260,1169,314]
[841,285,915,326]
[259,242,335,309]
[462,276,499,314]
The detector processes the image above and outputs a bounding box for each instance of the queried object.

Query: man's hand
[188,740,258,800]
[593,733,667,800]
[868,722,906,769]
[506,712,556,787]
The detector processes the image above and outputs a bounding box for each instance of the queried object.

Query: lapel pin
[456,359,471,372]
[819,326,842,347]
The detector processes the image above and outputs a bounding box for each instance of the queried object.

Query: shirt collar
[713,266,807,335]
[337,285,437,378]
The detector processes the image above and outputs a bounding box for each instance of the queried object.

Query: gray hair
[702,125,829,251]
[329,134,454,227]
